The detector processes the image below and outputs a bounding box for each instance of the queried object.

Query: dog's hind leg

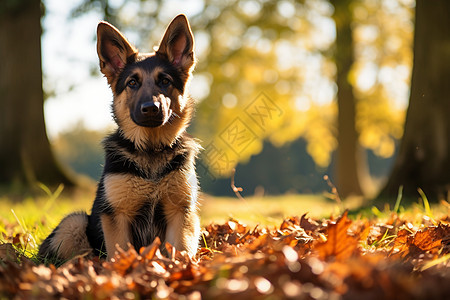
[38,212,92,264]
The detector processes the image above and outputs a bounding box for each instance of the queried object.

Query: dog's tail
[38,212,92,265]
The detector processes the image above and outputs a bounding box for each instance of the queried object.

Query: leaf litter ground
[1,210,450,299]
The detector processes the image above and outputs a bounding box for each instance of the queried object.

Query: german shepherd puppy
[38,15,201,262]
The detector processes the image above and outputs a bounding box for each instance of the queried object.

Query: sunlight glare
[277,1,296,19]
[222,93,238,109]
[356,62,378,92]
[295,96,311,112]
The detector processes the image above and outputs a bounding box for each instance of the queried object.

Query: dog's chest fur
[89,129,200,252]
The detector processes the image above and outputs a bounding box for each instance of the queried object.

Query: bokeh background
[1,0,449,203]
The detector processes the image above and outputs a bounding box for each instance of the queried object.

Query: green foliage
[393,185,403,213]
[417,188,433,219]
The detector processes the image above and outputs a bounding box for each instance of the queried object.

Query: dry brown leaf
[300,213,321,232]
[314,211,359,261]
[392,223,449,258]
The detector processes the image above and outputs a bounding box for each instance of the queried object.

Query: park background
[2,2,450,297]
[1,0,450,210]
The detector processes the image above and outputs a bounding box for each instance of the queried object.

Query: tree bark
[380,0,450,201]
[0,0,74,194]
[333,0,369,198]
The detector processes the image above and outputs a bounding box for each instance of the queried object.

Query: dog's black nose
[140,101,160,116]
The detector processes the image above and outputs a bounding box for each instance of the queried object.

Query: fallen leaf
[0,243,18,263]
[314,211,359,261]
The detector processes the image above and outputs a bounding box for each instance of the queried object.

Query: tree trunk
[380,0,450,201]
[0,0,74,194]
[333,0,369,198]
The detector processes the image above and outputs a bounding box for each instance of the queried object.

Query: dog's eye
[127,79,138,88]
[160,78,171,87]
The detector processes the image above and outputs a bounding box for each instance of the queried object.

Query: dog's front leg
[101,214,132,260]
[163,171,200,258]
[164,207,200,258]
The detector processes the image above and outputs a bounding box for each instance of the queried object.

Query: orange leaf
[391,229,410,256]
[409,223,449,255]
[314,211,359,261]
[140,237,161,260]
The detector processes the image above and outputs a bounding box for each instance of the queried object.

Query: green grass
[200,193,362,226]
[1,186,448,260]
[0,188,94,261]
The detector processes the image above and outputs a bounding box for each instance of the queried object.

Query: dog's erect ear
[97,22,137,83]
[157,14,195,72]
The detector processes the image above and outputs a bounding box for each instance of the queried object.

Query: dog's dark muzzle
[131,100,165,127]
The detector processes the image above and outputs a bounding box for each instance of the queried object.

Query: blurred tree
[330,0,413,198]
[380,0,450,201]
[0,0,74,194]
[352,0,412,160]
[332,0,368,197]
